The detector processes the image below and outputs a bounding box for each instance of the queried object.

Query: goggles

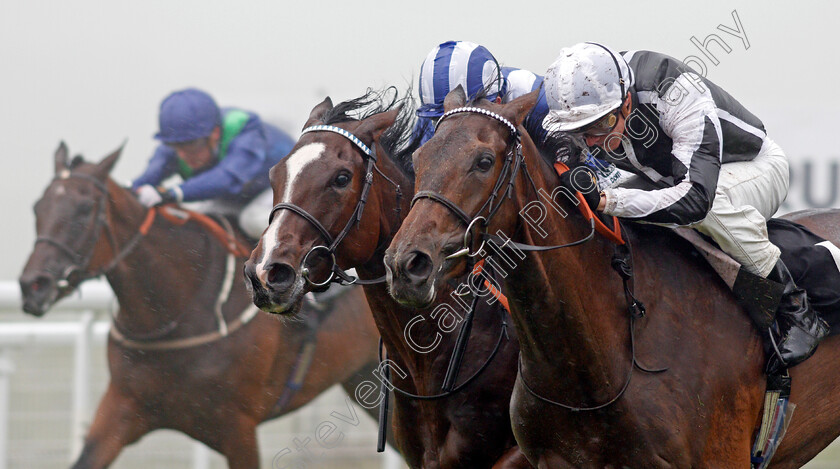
[571,108,620,138]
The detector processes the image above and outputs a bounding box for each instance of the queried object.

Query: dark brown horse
[385,87,840,468]
[243,92,530,469]
[19,143,382,469]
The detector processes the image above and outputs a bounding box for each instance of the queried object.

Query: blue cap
[154,88,221,143]
[417,41,506,118]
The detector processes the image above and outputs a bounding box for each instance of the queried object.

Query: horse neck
[97,183,225,331]
[505,134,631,390]
[357,142,414,279]
[354,147,440,387]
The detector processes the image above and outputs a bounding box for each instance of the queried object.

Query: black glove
[553,135,582,163]
[558,166,601,212]
[155,187,179,206]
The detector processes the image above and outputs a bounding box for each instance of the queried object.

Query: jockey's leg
[239,188,274,240]
[693,139,828,373]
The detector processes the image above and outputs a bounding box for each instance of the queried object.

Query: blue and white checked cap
[417,41,506,118]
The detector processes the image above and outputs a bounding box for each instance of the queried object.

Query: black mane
[322,88,399,125]
[380,92,422,178]
[325,87,420,178]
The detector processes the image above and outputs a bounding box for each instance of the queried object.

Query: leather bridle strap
[268,125,391,287]
[34,172,147,289]
[411,107,522,259]
[411,190,472,226]
[269,202,335,245]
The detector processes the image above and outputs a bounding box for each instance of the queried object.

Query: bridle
[267,124,402,287]
[34,171,149,294]
[406,105,666,413]
[410,106,597,259]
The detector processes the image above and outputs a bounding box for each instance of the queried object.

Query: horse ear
[95,141,125,177]
[503,88,540,127]
[54,141,69,174]
[443,85,467,113]
[303,97,334,129]
[354,107,400,146]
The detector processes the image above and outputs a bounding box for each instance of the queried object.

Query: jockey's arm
[131,145,179,190]
[602,86,723,226]
[177,132,268,202]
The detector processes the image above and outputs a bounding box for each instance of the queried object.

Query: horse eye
[475,154,495,172]
[334,172,352,188]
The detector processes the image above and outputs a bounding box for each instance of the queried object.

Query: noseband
[411,106,600,259]
[267,124,402,287]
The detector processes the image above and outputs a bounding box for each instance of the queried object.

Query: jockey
[131,88,295,239]
[414,40,626,189]
[542,42,828,373]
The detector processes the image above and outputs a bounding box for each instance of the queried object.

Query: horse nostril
[243,262,259,292]
[20,274,51,297]
[404,251,433,284]
[266,262,297,291]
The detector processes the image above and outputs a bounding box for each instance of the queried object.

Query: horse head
[19,142,133,316]
[386,86,541,308]
[244,91,413,314]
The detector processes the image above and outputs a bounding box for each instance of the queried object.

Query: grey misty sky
[1,0,838,278]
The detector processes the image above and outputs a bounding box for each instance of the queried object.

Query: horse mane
[322,87,399,125]
[467,79,577,167]
[323,87,421,178]
[380,91,422,178]
[469,64,505,104]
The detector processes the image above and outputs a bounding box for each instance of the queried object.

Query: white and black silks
[595,50,769,226]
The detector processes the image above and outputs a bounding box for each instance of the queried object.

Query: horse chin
[258,277,308,316]
[387,272,438,309]
[22,299,51,317]
[20,285,60,318]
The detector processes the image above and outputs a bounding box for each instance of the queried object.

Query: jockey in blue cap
[414,40,627,190]
[131,88,295,239]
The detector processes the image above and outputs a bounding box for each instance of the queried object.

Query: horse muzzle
[19,273,60,317]
[384,248,439,308]
[243,259,304,315]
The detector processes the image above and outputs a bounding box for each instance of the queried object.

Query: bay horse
[385,87,840,468]
[19,142,382,469]
[243,91,531,468]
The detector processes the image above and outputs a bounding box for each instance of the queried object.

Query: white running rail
[0,280,403,469]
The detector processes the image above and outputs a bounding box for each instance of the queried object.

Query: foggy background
[2,1,840,467]
[3,1,839,279]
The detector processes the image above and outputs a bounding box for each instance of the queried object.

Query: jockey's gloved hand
[135,185,179,207]
[559,166,601,212]
[554,136,581,163]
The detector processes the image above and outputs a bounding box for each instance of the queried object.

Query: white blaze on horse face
[256,143,326,284]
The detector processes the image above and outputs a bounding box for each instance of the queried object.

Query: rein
[268,124,402,287]
[35,172,154,292]
[375,258,511,451]
[376,292,510,401]
[36,171,258,349]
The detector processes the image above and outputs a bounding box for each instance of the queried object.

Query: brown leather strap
[158,205,252,257]
[109,305,259,351]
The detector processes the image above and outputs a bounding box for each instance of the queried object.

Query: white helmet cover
[542,42,634,133]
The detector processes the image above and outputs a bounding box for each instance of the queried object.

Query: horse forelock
[318,87,418,178]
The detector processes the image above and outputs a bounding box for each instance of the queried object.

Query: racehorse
[385,87,840,468]
[243,91,531,468]
[19,142,382,469]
